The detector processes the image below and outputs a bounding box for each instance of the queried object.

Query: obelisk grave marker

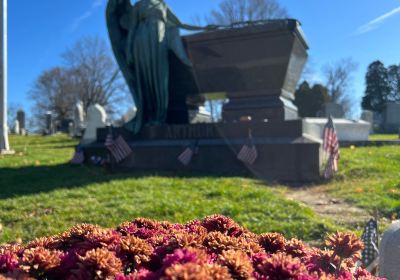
[0,0,11,154]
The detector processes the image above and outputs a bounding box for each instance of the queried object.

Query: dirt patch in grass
[285,186,374,230]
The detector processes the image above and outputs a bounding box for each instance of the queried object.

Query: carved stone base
[222,89,298,122]
[83,120,322,182]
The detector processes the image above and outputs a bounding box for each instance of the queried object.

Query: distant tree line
[29,36,129,130]
[295,58,357,118]
[362,60,400,113]
[294,82,329,117]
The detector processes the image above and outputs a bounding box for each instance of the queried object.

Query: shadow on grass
[0,163,255,199]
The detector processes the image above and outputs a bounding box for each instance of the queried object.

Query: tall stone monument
[17,109,25,135]
[0,0,11,154]
[382,102,400,133]
[83,0,322,181]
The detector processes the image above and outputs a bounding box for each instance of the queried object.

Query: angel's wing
[106,0,136,90]
[106,0,143,133]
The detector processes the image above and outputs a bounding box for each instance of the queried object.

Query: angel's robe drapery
[107,0,206,134]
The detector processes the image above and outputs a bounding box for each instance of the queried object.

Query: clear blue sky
[8,0,400,117]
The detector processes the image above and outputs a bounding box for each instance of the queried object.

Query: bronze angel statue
[106,0,213,133]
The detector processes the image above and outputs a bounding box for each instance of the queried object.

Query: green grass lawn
[325,145,400,219]
[0,135,336,244]
[369,134,399,141]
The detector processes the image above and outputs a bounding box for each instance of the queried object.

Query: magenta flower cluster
[0,215,383,279]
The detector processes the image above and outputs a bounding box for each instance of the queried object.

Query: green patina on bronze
[106,0,211,134]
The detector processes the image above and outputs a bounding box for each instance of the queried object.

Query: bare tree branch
[29,36,130,131]
[205,0,288,25]
[323,58,358,117]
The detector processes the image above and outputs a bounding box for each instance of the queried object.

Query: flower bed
[0,215,380,279]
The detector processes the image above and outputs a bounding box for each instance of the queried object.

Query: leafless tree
[62,36,128,116]
[29,36,129,130]
[323,58,358,116]
[29,67,76,129]
[206,0,288,25]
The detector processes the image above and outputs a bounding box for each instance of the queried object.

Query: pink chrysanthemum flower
[162,248,208,269]
[0,252,18,274]
[20,247,64,278]
[201,215,247,237]
[73,248,123,280]
[255,253,307,280]
[258,233,286,254]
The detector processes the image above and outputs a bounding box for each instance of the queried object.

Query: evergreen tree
[362,60,391,113]
[388,64,400,102]
[294,81,330,117]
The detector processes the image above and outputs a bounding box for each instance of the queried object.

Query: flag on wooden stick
[105,134,132,163]
[323,116,340,179]
[237,129,258,165]
[178,141,199,166]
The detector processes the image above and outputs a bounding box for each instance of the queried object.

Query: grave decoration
[83,0,323,182]
[0,215,379,279]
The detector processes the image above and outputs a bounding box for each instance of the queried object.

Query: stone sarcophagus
[182,19,309,122]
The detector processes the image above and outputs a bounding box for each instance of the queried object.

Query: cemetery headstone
[382,102,400,133]
[317,103,345,118]
[122,107,137,124]
[68,122,74,137]
[13,119,19,135]
[379,221,400,280]
[189,106,212,124]
[73,101,86,137]
[361,110,374,133]
[17,109,25,135]
[82,104,107,144]
[45,112,54,135]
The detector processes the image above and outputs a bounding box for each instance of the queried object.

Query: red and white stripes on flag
[323,116,340,179]
[237,131,258,165]
[178,143,198,166]
[105,134,132,163]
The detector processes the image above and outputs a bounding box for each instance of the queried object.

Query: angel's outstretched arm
[166,7,213,31]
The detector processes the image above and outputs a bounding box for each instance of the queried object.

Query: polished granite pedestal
[82,120,322,182]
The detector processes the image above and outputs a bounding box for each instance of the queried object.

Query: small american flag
[71,146,85,164]
[323,116,340,179]
[105,134,132,163]
[361,219,379,269]
[237,130,258,165]
[178,142,199,166]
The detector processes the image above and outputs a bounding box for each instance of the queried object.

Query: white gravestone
[383,103,400,133]
[82,104,107,144]
[13,119,19,135]
[73,101,86,137]
[68,122,74,137]
[303,118,370,142]
[122,107,137,124]
[361,110,374,133]
[379,221,400,280]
